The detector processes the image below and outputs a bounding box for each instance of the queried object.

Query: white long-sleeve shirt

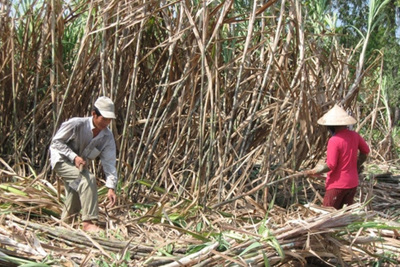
[50,117,118,189]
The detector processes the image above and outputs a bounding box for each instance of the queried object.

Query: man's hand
[74,156,86,169]
[107,188,117,207]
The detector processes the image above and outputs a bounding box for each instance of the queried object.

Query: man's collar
[89,116,96,130]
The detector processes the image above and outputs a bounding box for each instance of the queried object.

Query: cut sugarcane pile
[0,176,399,266]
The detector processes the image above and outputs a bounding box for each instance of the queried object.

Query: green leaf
[160,224,210,242]
[136,179,166,194]
[262,250,270,267]
[267,237,285,259]
[239,241,262,257]
[196,222,203,232]
[0,184,28,196]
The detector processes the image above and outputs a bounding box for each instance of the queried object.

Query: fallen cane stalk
[161,241,219,267]
[211,172,307,209]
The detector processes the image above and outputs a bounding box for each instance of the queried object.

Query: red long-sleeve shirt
[325,129,370,190]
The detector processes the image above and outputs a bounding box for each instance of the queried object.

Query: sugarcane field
[2,0,400,266]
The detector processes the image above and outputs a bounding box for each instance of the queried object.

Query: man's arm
[100,140,118,189]
[99,134,118,207]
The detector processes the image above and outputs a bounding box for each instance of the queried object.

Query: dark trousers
[323,187,357,209]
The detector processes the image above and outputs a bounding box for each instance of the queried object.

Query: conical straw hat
[317,104,357,126]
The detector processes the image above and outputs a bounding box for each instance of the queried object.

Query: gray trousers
[54,161,98,221]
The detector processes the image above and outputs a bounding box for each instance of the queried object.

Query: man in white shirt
[50,96,118,232]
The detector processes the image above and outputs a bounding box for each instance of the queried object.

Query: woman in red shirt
[307,105,370,209]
